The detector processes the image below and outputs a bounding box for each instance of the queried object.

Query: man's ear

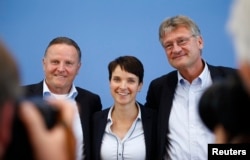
[239,62,250,95]
[214,124,229,144]
[0,101,15,153]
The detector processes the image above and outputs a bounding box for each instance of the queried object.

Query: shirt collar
[43,79,78,99]
[107,102,142,122]
[177,60,209,88]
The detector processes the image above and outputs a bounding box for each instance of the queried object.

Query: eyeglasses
[163,35,195,52]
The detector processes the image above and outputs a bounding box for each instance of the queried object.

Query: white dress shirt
[100,104,146,160]
[43,80,84,160]
[166,63,215,160]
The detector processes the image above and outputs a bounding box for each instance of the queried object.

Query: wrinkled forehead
[161,26,193,41]
[161,24,190,36]
[46,44,80,59]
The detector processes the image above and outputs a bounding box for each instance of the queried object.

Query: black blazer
[91,103,157,160]
[22,81,102,160]
[144,63,237,160]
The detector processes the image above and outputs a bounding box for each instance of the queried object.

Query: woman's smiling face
[109,65,142,106]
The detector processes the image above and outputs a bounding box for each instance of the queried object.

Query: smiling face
[43,43,81,94]
[162,26,203,70]
[109,65,142,106]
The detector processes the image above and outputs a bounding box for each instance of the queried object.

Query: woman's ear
[137,82,143,92]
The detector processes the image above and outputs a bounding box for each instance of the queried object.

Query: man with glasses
[144,15,236,160]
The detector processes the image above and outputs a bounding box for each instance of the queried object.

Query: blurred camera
[4,97,59,160]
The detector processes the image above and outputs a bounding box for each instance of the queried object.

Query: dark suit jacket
[91,103,157,160]
[144,63,237,160]
[22,81,102,160]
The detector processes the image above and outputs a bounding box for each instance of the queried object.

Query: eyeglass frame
[162,34,196,52]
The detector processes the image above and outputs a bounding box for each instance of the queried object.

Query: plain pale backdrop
[0,0,237,109]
